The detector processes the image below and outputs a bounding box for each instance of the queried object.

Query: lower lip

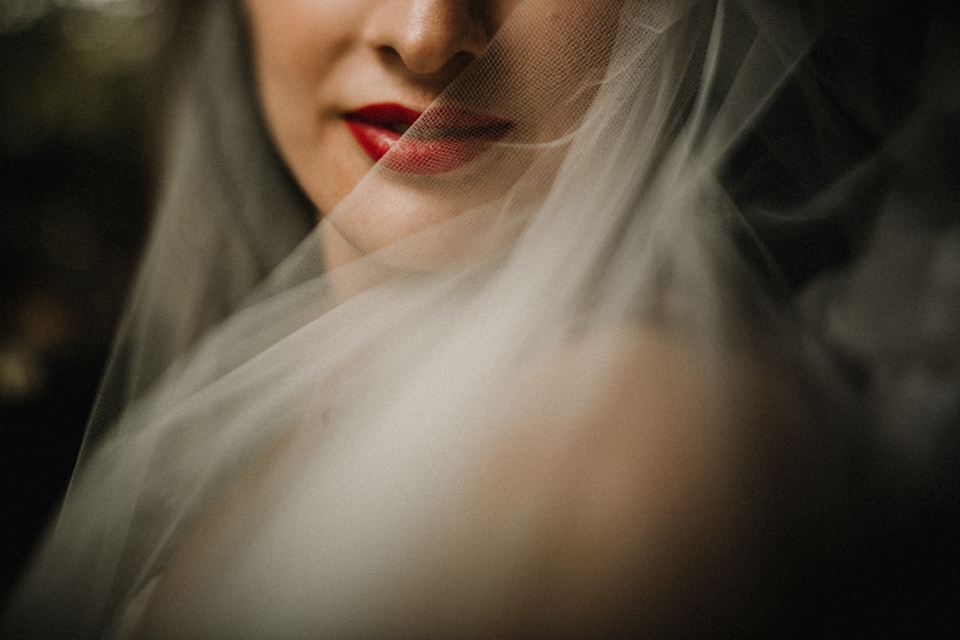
[345,110,512,176]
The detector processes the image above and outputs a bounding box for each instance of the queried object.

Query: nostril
[366,0,490,77]
[395,34,482,75]
[378,42,478,79]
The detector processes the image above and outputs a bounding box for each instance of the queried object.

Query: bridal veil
[4,0,959,637]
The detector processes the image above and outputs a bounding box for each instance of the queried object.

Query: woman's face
[242,0,626,270]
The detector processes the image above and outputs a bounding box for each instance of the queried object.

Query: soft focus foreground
[1,1,960,638]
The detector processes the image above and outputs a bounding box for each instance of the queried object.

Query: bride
[5,0,958,637]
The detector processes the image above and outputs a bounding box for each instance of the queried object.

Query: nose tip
[393,18,482,75]
[368,0,490,76]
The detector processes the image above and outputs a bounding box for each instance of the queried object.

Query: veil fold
[4,0,958,637]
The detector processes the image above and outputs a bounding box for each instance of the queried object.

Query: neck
[320,221,396,303]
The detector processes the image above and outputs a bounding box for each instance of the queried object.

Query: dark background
[0,0,173,603]
[1,0,960,636]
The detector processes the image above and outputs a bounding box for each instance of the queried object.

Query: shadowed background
[0,0,176,602]
[1,1,959,637]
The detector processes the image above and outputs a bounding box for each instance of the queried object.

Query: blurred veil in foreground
[4,0,960,637]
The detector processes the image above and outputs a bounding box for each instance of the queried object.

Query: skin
[241,0,626,272]
[134,1,824,636]
[136,328,811,638]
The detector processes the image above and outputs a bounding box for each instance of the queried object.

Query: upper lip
[343,103,513,138]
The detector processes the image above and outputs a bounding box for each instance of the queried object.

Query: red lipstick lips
[344,103,513,175]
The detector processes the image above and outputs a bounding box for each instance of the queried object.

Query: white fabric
[4,0,957,638]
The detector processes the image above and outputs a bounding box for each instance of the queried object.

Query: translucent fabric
[4,0,959,638]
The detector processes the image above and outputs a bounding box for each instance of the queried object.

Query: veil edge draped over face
[4,0,960,638]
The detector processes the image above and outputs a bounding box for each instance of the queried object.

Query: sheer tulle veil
[4,0,958,637]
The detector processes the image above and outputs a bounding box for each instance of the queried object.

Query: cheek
[244,0,360,79]
[246,3,336,130]
[540,1,624,101]
[491,0,625,141]
[243,0,362,216]
[245,1,338,96]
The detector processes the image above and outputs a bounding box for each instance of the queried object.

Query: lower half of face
[243,0,627,272]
